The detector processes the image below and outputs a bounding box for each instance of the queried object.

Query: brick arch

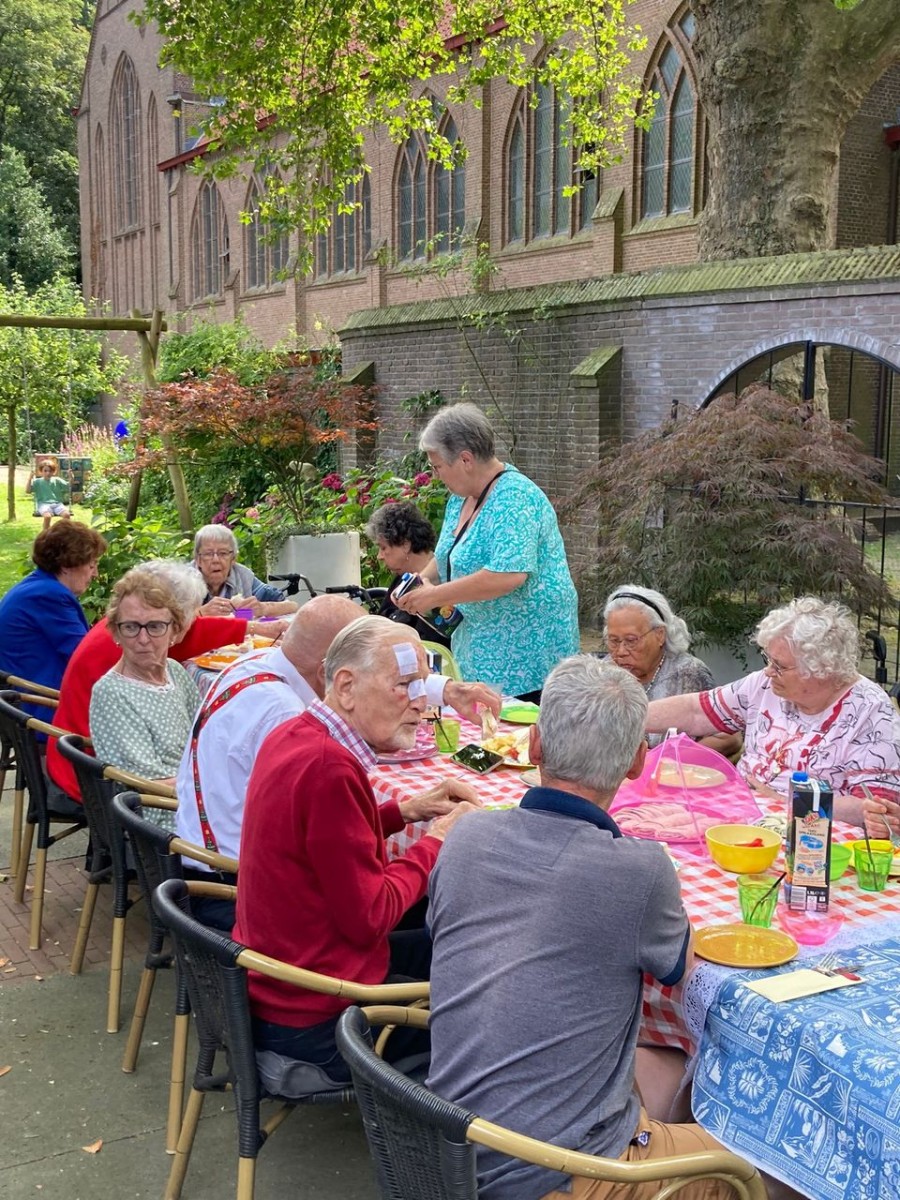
[700,328,900,407]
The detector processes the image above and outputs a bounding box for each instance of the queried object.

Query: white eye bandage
[393,644,419,676]
[406,679,427,701]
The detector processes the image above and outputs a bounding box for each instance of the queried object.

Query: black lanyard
[445,469,505,579]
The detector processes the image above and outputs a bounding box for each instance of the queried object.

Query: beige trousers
[541,1108,744,1200]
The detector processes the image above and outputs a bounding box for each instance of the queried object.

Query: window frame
[314,175,372,280]
[110,55,142,233]
[637,15,703,223]
[190,180,227,302]
[244,176,290,291]
[504,81,597,247]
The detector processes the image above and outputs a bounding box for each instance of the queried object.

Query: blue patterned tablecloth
[693,936,900,1200]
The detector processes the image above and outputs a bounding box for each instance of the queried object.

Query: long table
[372,728,900,1198]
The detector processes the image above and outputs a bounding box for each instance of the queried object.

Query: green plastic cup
[433,718,461,754]
[737,873,780,927]
[855,847,893,893]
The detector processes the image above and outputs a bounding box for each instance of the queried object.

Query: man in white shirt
[176,594,499,881]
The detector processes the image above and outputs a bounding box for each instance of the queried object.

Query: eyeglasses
[605,630,655,651]
[115,620,173,638]
[198,550,234,561]
[760,651,797,677]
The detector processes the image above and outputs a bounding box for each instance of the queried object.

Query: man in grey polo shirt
[427,656,736,1200]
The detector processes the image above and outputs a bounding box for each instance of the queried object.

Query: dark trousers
[252,928,432,1083]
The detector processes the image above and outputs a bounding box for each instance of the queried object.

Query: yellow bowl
[705,824,781,874]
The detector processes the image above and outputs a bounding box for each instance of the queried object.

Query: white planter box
[270,532,361,605]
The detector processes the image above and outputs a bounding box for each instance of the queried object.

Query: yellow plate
[693,924,798,968]
[656,762,727,788]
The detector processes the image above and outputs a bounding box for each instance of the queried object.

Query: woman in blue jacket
[0,520,107,692]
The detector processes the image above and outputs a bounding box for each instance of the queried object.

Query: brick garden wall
[340,269,900,586]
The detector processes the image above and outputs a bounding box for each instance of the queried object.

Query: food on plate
[482,730,532,765]
[613,802,720,842]
[655,762,727,788]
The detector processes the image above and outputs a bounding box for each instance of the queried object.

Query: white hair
[755,596,860,684]
[603,585,691,654]
[324,615,419,688]
[419,402,495,462]
[139,558,207,617]
[193,523,239,556]
[538,656,648,796]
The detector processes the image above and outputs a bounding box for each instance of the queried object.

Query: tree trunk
[6,405,16,521]
[693,0,900,260]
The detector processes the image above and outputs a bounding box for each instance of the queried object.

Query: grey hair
[755,596,860,684]
[419,402,495,462]
[193,524,239,557]
[140,558,207,616]
[604,585,691,654]
[538,656,648,796]
[324,614,418,689]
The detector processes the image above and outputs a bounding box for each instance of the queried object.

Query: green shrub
[81,506,192,623]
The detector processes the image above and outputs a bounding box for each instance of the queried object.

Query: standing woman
[0,520,107,692]
[395,403,579,700]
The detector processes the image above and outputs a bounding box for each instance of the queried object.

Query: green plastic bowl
[829,842,852,881]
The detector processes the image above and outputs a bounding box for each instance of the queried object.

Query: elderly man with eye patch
[233,615,481,1093]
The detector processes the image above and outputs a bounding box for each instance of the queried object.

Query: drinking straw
[746,871,786,925]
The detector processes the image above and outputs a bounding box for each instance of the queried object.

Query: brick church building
[78,0,900,528]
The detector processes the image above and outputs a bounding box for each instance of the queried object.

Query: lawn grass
[0,467,91,597]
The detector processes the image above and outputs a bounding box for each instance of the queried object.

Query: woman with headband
[602,585,738,755]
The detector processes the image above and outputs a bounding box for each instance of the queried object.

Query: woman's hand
[863,794,900,841]
[230,595,264,617]
[394,579,440,616]
[200,597,234,617]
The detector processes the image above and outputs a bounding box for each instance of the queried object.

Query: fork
[813,952,838,976]
[861,784,900,850]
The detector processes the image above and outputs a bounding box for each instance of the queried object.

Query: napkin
[745,968,863,1003]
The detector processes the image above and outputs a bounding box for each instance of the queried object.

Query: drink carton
[785,772,833,913]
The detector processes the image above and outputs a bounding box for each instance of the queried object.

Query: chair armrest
[104,766,176,798]
[170,836,238,875]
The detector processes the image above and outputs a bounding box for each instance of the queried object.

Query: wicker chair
[0,675,60,878]
[109,791,234,1151]
[56,734,179,1034]
[152,877,430,1200]
[336,1006,768,1200]
[0,690,88,951]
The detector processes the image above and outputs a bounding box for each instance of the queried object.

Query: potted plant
[564,385,898,672]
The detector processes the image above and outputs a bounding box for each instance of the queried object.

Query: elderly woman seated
[602,585,740,756]
[193,524,298,618]
[89,569,201,830]
[646,595,900,829]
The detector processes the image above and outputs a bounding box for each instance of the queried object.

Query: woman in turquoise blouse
[395,403,579,698]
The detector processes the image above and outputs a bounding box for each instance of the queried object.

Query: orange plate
[694,924,798,969]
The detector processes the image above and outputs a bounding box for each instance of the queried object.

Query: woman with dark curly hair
[365,501,450,647]
[0,520,107,692]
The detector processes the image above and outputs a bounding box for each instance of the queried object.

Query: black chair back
[152,877,270,1159]
[57,735,123,887]
[0,690,85,835]
[111,792,179,967]
[336,1006,477,1200]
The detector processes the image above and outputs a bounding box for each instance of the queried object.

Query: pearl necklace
[642,652,667,694]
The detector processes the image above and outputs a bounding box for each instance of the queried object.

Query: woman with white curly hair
[645,596,900,829]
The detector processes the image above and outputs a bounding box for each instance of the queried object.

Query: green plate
[500,702,540,725]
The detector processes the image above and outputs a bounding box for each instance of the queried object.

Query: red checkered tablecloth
[370,755,900,1054]
[371,717,531,856]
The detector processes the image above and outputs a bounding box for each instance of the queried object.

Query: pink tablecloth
[369,750,900,1054]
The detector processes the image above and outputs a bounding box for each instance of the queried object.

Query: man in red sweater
[234,615,478,1091]
[47,558,288,800]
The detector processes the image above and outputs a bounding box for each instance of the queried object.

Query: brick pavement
[0,773,152,986]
